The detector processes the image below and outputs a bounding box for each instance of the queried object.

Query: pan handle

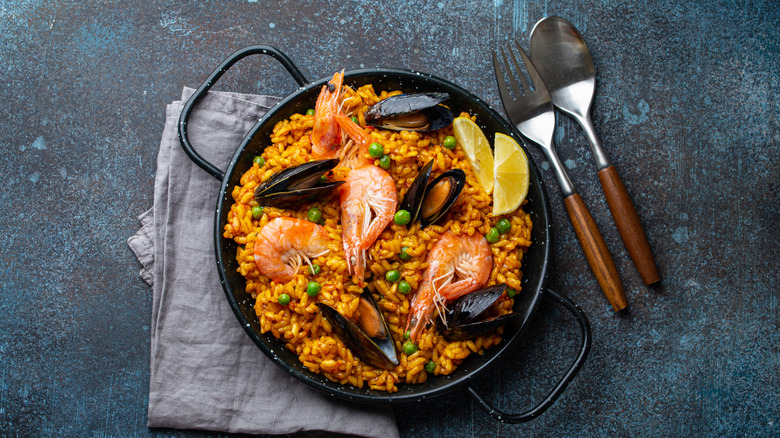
[466,289,591,423]
[177,45,308,181]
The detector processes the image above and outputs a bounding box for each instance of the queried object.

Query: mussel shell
[257,182,345,208]
[398,160,434,225]
[316,289,399,370]
[364,93,454,132]
[439,314,521,341]
[254,158,343,207]
[437,283,520,340]
[420,169,466,228]
[442,283,507,327]
[365,92,448,119]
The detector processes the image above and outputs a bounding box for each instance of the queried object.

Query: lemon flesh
[453,117,494,195]
[492,133,529,216]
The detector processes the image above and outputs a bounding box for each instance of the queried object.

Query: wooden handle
[598,166,660,285]
[564,194,628,311]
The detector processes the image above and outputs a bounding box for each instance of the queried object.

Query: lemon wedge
[453,117,494,194]
[492,133,529,216]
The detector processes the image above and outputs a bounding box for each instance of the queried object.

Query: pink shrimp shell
[339,165,398,286]
[253,217,331,283]
[406,232,493,340]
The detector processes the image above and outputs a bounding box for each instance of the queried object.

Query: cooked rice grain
[224,84,533,392]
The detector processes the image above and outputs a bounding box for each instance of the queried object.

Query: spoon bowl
[530,17,596,122]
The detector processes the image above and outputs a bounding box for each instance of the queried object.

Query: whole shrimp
[406,232,493,341]
[310,71,344,160]
[253,217,331,283]
[339,165,398,286]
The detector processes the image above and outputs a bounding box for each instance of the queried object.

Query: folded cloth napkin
[127,87,400,437]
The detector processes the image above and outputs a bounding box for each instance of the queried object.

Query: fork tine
[491,50,514,104]
[499,46,527,99]
[504,43,531,94]
[512,40,545,92]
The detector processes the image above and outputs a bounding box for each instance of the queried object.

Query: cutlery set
[493,16,659,311]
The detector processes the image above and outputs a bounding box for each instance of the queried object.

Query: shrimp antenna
[431,270,453,326]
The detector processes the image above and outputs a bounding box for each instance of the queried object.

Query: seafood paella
[222,71,533,392]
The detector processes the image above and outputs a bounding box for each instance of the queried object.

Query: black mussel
[254,158,344,208]
[364,93,454,132]
[441,314,520,341]
[419,169,466,228]
[316,289,399,370]
[397,166,466,229]
[437,283,521,341]
[398,160,434,224]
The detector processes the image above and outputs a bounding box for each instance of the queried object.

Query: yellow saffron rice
[222,83,533,392]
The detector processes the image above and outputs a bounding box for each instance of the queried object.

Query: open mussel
[254,158,344,208]
[398,161,466,229]
[364,92,454,132]
[316,289,399,370]
[397,160,433,225]
[420,169,466,228]
[437,283,520,341]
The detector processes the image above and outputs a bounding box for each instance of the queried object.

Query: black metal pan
[178,45,591,423]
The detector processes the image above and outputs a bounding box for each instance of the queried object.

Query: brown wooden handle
[598,166,660,285]
[563,194,628,311]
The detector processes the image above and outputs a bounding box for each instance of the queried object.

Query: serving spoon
[529,16,660,285]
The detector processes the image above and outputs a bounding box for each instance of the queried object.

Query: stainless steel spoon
[529,16,660,285]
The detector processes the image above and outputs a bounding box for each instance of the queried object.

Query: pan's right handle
[177,45,308,181]
[466,289,591,423]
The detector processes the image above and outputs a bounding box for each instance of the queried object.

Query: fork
[492,41,628,311]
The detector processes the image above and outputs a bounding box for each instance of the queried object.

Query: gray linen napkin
[127,87,400,437]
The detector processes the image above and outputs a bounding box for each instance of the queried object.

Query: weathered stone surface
[0,1,776,436]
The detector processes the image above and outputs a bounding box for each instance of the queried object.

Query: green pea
[251,205,263,219]
[424,360,436,373]
[368,142,384,158]
[486,227,500,244]
[385,270,401,283]
[496,218,511,234]
[309,264,321,275]
[394,210,411,225]
[306,108,315,116]
[442,135,457,150]
[507,288,518,298]
[399,247,411,261]
[402,340,418,355]
[306,281,321,297]
[307,207,322,223]
[403,330,411,340]
[318,175,328,184]
[378,154,392,169]
[253,156,266,166]
[398,280,411,295]
[351,116,359,124]
[278,294,291,305]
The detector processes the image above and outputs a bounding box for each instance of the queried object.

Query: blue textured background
[0,0,777,436]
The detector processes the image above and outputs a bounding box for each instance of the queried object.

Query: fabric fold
[128,87,399,438]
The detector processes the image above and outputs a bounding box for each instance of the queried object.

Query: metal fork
[492,41,628,311]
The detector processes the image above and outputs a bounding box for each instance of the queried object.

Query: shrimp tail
[344,243,367,287]
[406,307,429,342]
[405,267,439,341]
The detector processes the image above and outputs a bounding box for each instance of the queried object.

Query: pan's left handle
[466,289,591,423]
[178,45,308,181]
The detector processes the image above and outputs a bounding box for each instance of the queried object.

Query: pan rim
[214,67,552,404]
